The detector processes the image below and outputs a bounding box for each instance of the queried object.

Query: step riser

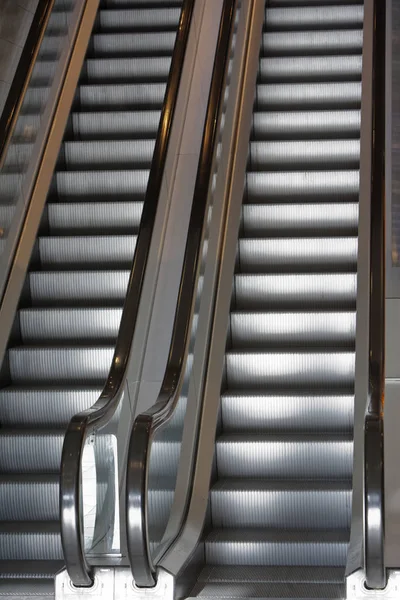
[216,441,353,479]
[205,542,348,567]
[211,490,351,528]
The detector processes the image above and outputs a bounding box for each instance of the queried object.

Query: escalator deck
[190,1,363,598]
[0,0,182,594]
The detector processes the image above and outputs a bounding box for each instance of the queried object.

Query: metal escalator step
[258,56,362,82]
[0,430,112,473]
[8,347,114,384]
[220,393,354,433]
[29,271,130,305]
[226,351,355,389]
[210,480,351,529]
[256,82,361,110]
[47,201,144,233]
[62,140,155,169]
[215,434,353,479]
[0,474,59,521]
[248,140,359,170]
[264,6,364,30]
[0,387,101,427]
[77,83,166,110]
[261,30,363,56]
[89,32,176,57]
[98,8,181,32]
[55,170,149,200]
[19,87,49,115]
[148,479,175,529]
[197,565,345,584]
[237,238,358,273]
[245,170,359,202]
[0,205,14,232]
[252,110,360,140]
[0,432,64,472]
[148,436,181,478]
[70,111,160,140]
[0,559,63,578]
[234,273,357,310]
[38,235,137,267]
[0,578,55,598]
[19,308,123,343]
[82,57,171,83]
[192,565,346,599]
[241,204,358,236]
[0,522,62,560]
[189,581,344,599]
[205,529,349,566]
[230,311,356,348]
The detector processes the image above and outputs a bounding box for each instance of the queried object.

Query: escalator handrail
[126,0,236,588]
[0,0,53,159]
[364,0,386,590]
[59,0,195,588]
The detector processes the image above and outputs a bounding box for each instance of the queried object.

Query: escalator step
[255,82,361,109]
[264,6,363,30]
[210,480,351,529]
[261,29,363,55]
[0,560,63,579]
[237,237,358,272]
[0,475,60,521]
[245,170,359,202]
[241,203,359,235]
[61,140,154,169]
[0,387,101,427]
[229,311,356,348]
[205,529,349,566]
[38,235,137,267]
[233,273,357,309]
[220,393,354,433]
[97,8,181,32]
[189,581,345,599]
[19,308,123,343]
[215,434,353,479]
[248,139,359,169]
[54,170,149,200]
[251,110,361,139]
[225,351,355,389]
[81,56,171,83]
[76,83,166,110]
[29,271,130,305]
[8,347,114,384]
[0,523,62,560]
[88,32,176,57]
[196,565,345,584]
[0,432,64,473]
[47,201,144,233]
[69,111,160,139]
[258,55,362,82]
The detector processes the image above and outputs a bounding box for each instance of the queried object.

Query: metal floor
[188,1,362,598]
[0,0,182,596]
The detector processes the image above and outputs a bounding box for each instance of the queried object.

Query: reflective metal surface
[364,0,386,590]
[60,0,193,588]
[126,0,236,588]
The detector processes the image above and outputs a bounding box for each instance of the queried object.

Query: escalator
[0,0,183,594]
[188,2,363,598]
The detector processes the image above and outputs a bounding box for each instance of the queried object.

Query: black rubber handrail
[0,0,53,158]
[59,0,195,588]
[364,0,386,590]
[126,0,236,588]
